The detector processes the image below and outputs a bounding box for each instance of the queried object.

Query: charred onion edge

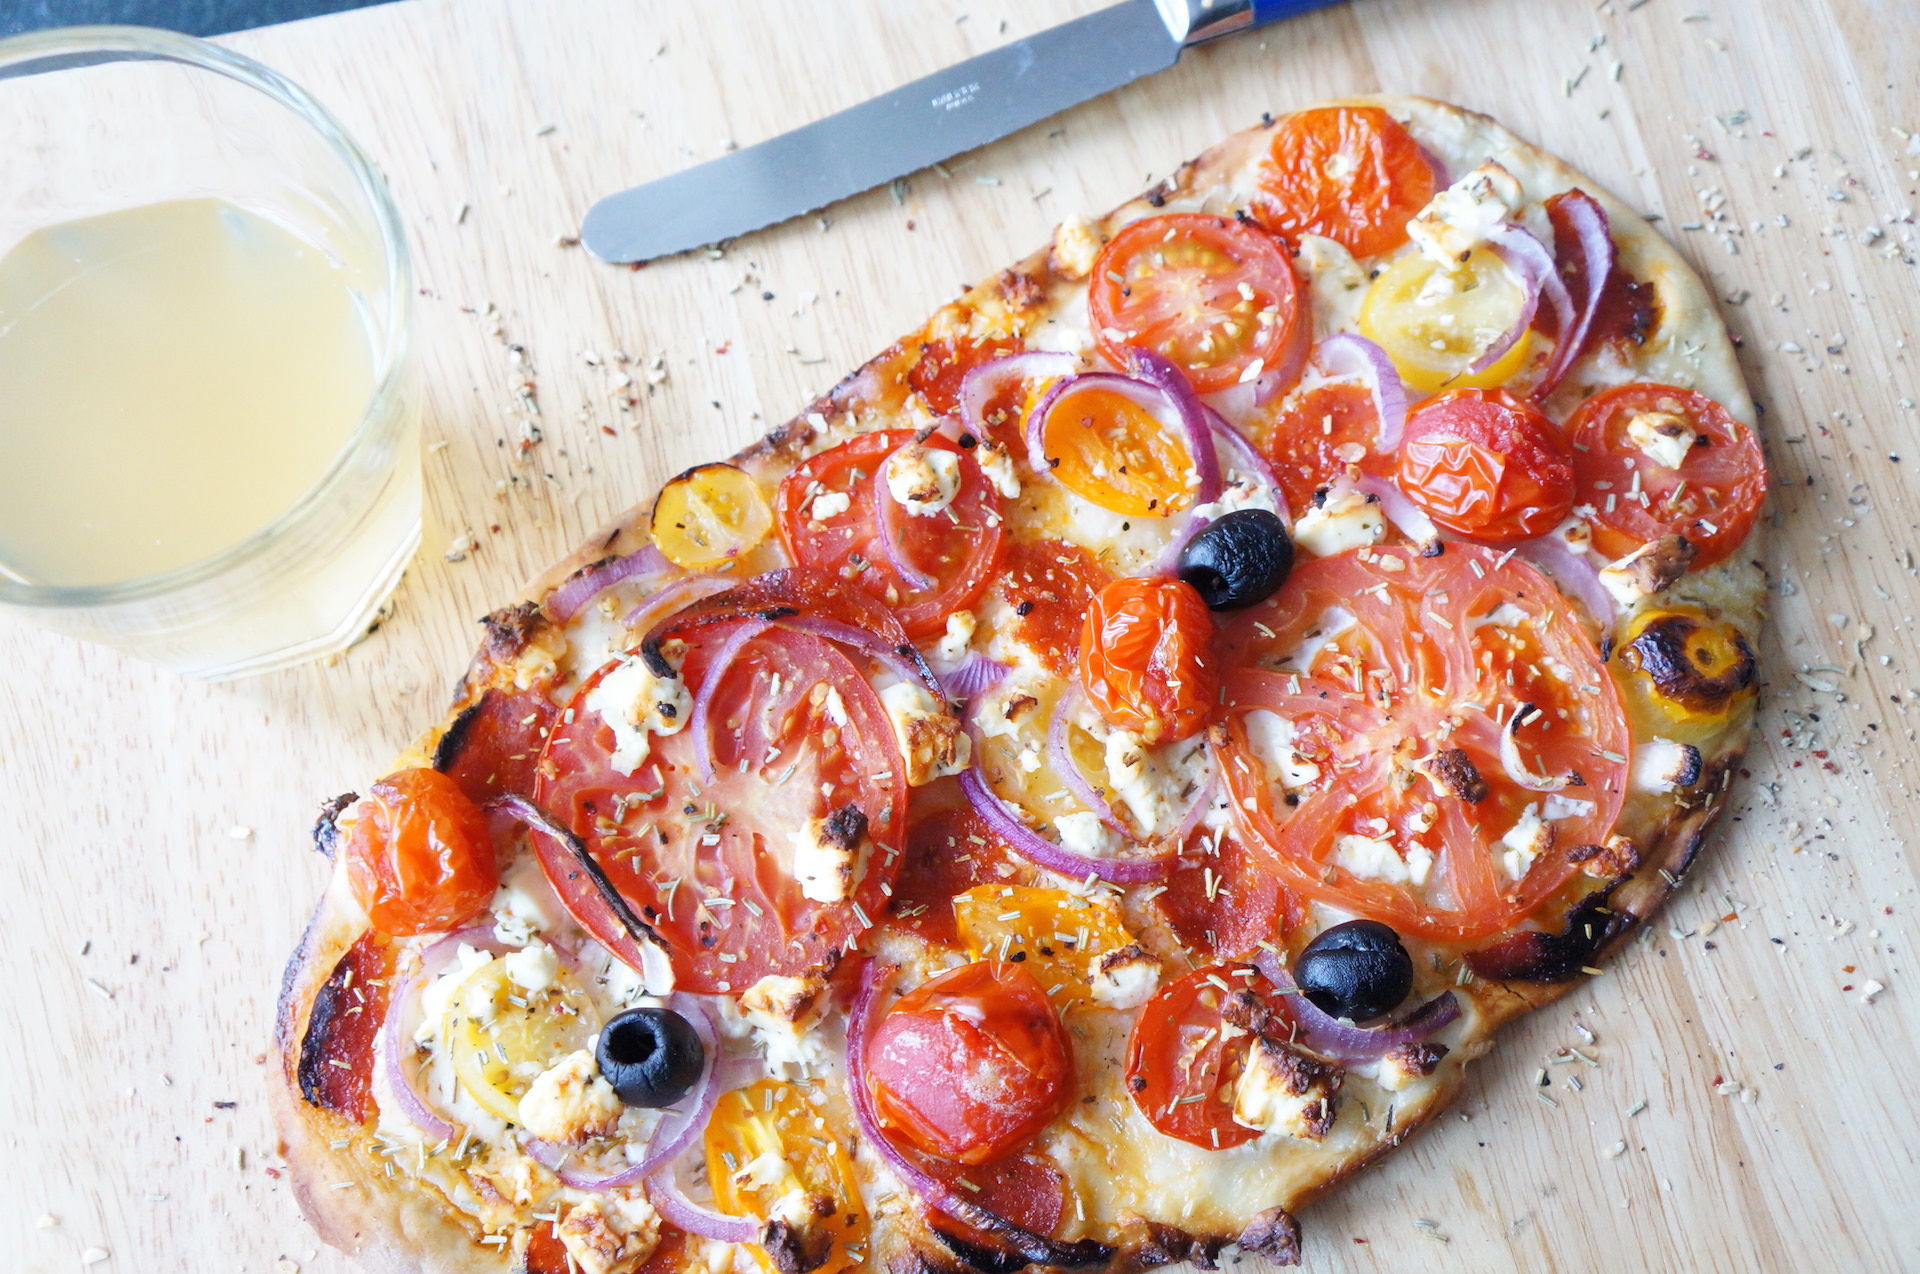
[485,794,673,967]
[848,959,1114,1269]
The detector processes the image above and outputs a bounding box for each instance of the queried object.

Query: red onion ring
[1251,949,1462,1062]
[1140,409,1290,579]
[1482,223,1572,380]
[648,1157,760,1245]
[871,445,939,592]
[848,961,1112,1268]
[549,545,672,623]
[957,764,1177,883]
[1537,191,1614,397]
[1201,299,1311,426]
[1027,357,1223,513]
[376,926,511,1142]
[957,350,1079,441]
[1313,333,1410,451]
[1514,532,1615,628]
[1125,348,1224,505]
[937,653,1010,701]
[1354,474,1439,549]
[1045,689,1136,841]
[621,572,736,630]
[526,996,726,1190]
[1499,710,1576,793]
[776,614,946,703]
[685,618,773,783]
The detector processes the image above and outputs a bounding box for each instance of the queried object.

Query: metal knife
[582,0,1345,263]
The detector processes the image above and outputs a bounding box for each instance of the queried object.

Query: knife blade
[581,0,1344,263]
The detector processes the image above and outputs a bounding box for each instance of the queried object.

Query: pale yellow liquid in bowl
[0,197,374,588]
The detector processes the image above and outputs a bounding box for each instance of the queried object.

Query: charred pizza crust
[275,95,1766,1274]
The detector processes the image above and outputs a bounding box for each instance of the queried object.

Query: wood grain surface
[2,0,1917,1269]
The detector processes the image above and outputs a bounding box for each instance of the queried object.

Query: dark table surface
[2,0,385,38]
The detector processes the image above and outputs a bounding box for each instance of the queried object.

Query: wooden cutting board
[3,0,1917,1269]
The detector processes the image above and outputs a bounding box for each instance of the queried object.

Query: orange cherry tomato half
[343,768,497,937]
[1263,379,1393,515]
[1565,382,1767,568]
[1123,963,1285,1150]
[865,961,1074,1165]
[1079,576,1219,745]
[1397,388,1576,545]
[1254,105,1437,259]
[1040,379,1199,518]
[1087,213,1304,396]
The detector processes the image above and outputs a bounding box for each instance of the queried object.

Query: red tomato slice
[1263,379,1393,515]
[1087,213,1304,395]
[534,623,909,992]
[890,801,1019,946]
[1398,388,1576,545]
[1254,105,1437,259]
[1122,962,1285,1151]
[1566,383,1766,567]
[1213,545,1630,941]
[775,430,1004,639]
[865,961,1074,1165]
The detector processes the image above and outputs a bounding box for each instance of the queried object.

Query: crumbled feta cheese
[740,974,826,1027]
[734,1149,798,1192]
[884,443,963,516]
[1625,410,1699,470]
[1335,833,1430,886]
[1631,737,1702,792]
[1050,213,1105,279]
[489,855,556,946]
[1231,1037,1341,1140]
[518,1050,623,1144]
[1104,727,1147,789]
[789,812,863,903]
[1407,159,1525,266]
[1088,944,1160,1009]
[1244,710,1321,789]
[1499,803,1553,880]
[1541,793,1598,821]
[1598,534,1698,607]
[808,490,852,521]
[936,609,977,665]
[586,654,691,775]
[1291,487,1385,557]
[1375,1041,1448,1092]
[879,680,969,785]
[1188,474,1282,525]
[1473,601,1531,631]
[502,941,560,994]
[1278,607,1356,674]
[1295,233,1369,333]
[976,441,1021,499]
[817,684,850,728]
[557,1194,662,1274]
[1056,810,1120,858]
[741,979,834,1079]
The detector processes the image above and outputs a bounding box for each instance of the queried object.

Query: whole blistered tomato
[865,961,1074,1164]
[343,768,496,936]
[1397,388,1575,544]
[1079,576,1218,744]
[1253,105,1437,259]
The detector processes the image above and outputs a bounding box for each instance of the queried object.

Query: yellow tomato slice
[651,463,774,569]
[1041,383,1196,517]
[705,1080,870,1274]
[1610,605,1758,740]
[444,956,599,1123]
[952,885,1137,1006]
[1357,247,1535,395]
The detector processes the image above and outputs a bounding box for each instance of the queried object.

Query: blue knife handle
[1165,0,1346,46]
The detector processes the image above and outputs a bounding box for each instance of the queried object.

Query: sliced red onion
[1514,533,1615,628]
[1201,304,1310,425]
[958,764,1177,883]
[376,926,514,1143]
[957,350,1079,441]
[1028,358,1222,513]
[526,996,725,1190]
[648,1158,760,1245]
[621,572,735,629]
[1499,709,1576,792]
[1537,191,1615,397]
[1354,474,1439,549]
[1482,223,1572,381]
[1252,950,1462,1062]
[776,613,945,702]
[937,653,1010,701]
[549,545,672,623]
[872,448,939,592]
[686,619,773,782]
[1126,348,1224,504]
[1046,691,1136,841]
[1313,333,1410,451]
[848,961,1112,1268]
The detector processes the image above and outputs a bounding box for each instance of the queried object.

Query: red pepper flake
[1710,1073,1724,1087]
[1842,985,1853,992]
[1695,147,1716,161]
[1844,965,1856,973]
[265,1167,281,1179]
[714,341,731,354]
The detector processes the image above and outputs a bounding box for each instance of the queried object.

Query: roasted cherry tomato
[1262,379,1393,515]
[1213,545,1631,941]
[1040,378,1199,518]
[865,961,1074,1164]
[1080,577,1218,745]
[1397,388,1575,544]
[907,335,1021,416]
[1087,213,1305,395]
[1123,963,1283,1150]
[651,463,774,570]
[1566,383,1766,568]
[1357,246,1536,394]
[775,429,1003,638]
[952,885,1138,1006]
[1254,105,1437,258]
[706,1079,870,1274]
[343,767,496,936]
